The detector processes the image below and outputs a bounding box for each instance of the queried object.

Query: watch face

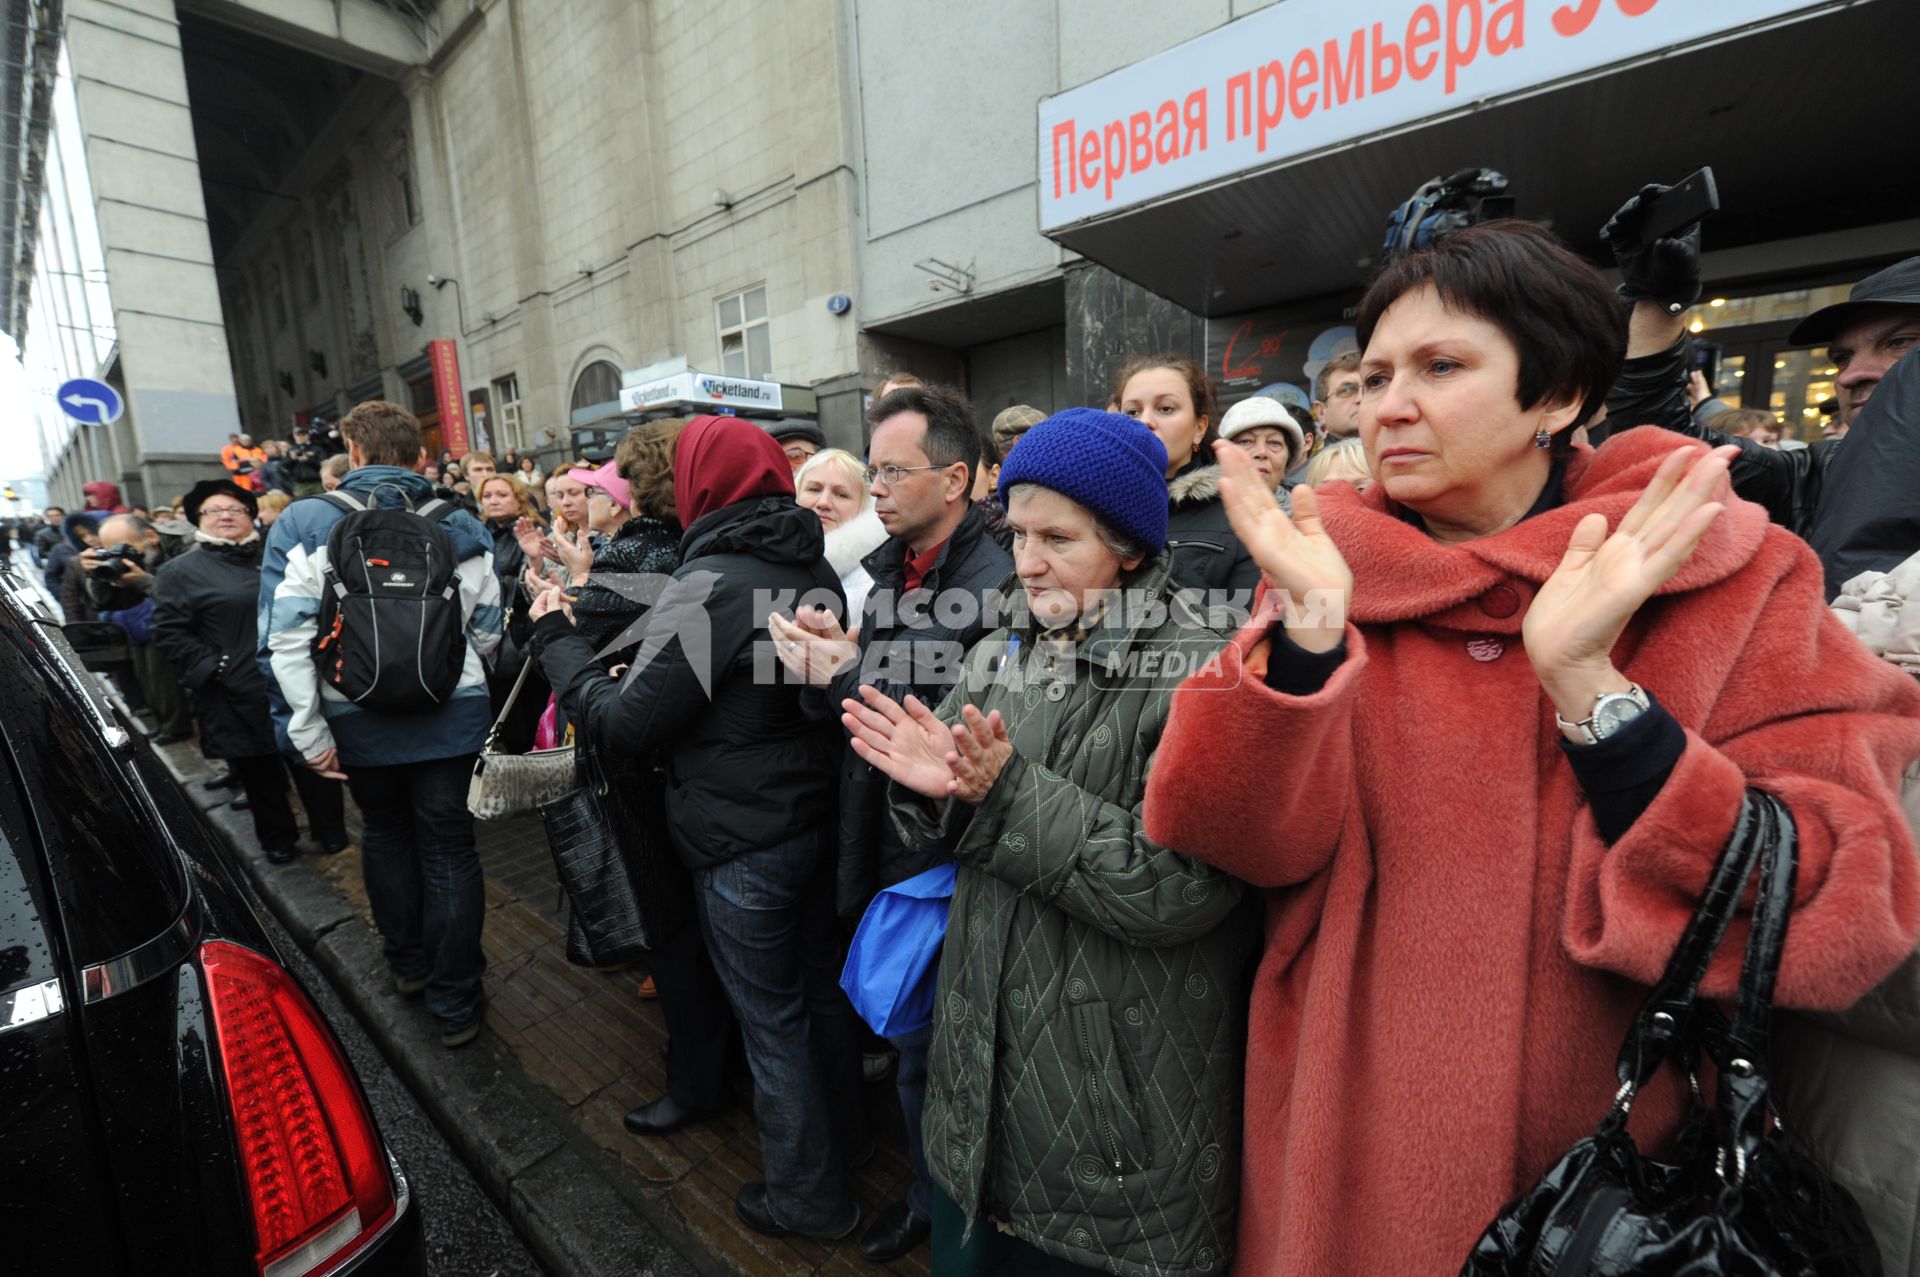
[1593,694,1647,738]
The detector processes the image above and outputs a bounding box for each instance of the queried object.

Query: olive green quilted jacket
[891,558,1258,1277]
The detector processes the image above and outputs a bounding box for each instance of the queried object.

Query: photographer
[81,512,196,742]
[1597,186,1920,551]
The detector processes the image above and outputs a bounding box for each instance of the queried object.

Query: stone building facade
[212,0,869,463]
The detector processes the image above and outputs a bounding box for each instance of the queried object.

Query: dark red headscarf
[673,415,795,527]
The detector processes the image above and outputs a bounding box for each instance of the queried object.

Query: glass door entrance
[1686,284,1850,444]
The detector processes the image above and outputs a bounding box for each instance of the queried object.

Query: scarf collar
[194,528,261,547]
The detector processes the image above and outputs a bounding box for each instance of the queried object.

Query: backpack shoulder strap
[414,497,458,525]
[321,490,366,514]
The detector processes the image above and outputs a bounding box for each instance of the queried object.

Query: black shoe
[733,1182,860,1243]
[203,769,240,790]
[441,1005,484,1049]
[858,1201,931,1262]
[230,793,251,811]
[622,1093,725,1137]
[264,845,298,865]
[153,731,192,745]
[319,836,353,855]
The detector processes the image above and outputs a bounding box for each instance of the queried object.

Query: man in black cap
[768,420,825,473]
[1789,257,1920,435]
[286,425,327,497]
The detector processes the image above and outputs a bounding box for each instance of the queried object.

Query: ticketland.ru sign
[1037,0,1830,230]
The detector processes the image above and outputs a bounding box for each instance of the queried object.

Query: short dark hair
[1356,220,1626,456]
[1314,350,1362,403]
[340,400,425,468]
[868,383,981,490]
[1110,354,1220,453]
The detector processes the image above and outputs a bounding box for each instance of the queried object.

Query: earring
[1533,428,1552,449]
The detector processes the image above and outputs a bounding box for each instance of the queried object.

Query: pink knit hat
[575,458,632,511]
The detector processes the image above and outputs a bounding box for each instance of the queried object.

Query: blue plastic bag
[839,862,957,1038]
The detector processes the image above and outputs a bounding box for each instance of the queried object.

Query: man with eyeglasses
[1312,350,1364,441]
[767,381,1011,1263]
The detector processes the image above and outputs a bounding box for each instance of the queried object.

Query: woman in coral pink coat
[1141,221,1920,1276]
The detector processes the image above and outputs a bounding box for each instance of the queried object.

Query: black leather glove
[1600,183,1702,313]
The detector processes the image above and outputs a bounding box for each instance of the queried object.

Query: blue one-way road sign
[57,378,124,425]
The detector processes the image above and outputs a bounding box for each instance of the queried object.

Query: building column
[64,0,241,500]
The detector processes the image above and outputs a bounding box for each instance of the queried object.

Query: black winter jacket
[532,497,844,870]
[485,517,533,674]
[569,516,682,671]
[818,500,1013,917]
[1165,461,1261,620]
[151,540,280,759]
[1610,333,1839,540]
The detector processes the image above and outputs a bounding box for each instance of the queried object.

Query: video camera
[88,542,144,578]
[1381,168,1514,267]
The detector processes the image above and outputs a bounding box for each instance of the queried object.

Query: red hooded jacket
[81,481,128,514]
[673,415,794,528]
[1143,427,1920,1276]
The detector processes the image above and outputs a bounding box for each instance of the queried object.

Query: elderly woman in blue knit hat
[842,408,1259,1277]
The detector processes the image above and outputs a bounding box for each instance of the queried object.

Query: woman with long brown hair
[1112,354,1261,616]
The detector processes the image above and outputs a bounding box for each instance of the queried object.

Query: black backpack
[312,489,469,711]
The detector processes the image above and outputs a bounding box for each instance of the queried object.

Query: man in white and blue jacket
[258,400,503,1047]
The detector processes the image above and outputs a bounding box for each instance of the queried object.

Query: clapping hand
[1214,439,1353,652]
[1524,443,1734,717]
[545,524,594,584]
[524,565,576,625]
[768,606,861,687]
[513,516,547,570]
[841,687,1011,805]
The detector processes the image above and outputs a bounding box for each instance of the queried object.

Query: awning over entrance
[1043,0,1919,317]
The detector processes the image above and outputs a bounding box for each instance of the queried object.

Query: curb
[158,747,707,1277]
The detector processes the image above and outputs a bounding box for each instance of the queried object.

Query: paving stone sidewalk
[156,739,927,1277]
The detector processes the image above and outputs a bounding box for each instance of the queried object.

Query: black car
[0,566,424,1276]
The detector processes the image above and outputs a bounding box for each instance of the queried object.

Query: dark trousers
[645,918,738,1111]
[231,753,347,854]
[346,753,486,1029]
[131,641,192,736]
[693,828,865,1237]
[892,1020,935,1221]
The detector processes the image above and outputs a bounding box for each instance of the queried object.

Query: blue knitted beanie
[997,407,1170,551]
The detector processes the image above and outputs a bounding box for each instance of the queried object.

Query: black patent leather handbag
[1462,789,1884,1276]
[537,701,692,966]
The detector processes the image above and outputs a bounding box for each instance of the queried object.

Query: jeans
[694,828,863,1237]
[231,753,347,853]
[892,1021,935,1222]
[346,753,486,1028]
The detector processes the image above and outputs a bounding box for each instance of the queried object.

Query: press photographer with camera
[79,511,197,743]
[1598,176,1920,567]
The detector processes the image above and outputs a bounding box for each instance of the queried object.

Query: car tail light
[200,941,396,1277]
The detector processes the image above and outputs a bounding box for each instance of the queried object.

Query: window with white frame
[716,285,771,379]
[493,374,523,448]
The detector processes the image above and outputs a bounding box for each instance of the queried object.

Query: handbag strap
[1716,790,1798,1181]
[482,658,537,755]
[1613,789,1773,1099]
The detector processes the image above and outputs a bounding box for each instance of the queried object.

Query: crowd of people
[6,195,1920,1277]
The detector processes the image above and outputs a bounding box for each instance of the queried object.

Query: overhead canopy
[1042,0,1920,316]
